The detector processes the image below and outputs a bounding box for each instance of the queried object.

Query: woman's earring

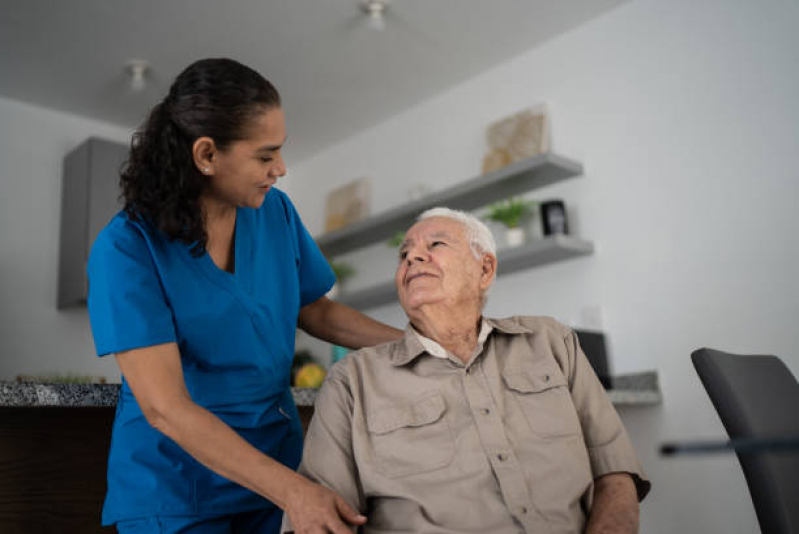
[204,168,210,174]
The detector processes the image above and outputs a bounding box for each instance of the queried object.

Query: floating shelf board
[335,235,594,310]
[316,152,583,257]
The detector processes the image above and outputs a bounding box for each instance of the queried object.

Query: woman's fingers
[335,496,367,525]
[286,479,366,534]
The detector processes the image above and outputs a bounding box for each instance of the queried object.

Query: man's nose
[406,247,427,264]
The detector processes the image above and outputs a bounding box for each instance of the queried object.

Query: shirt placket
[462,346,552,534]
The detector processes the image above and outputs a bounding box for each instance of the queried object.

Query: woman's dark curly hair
[121,58,281,255]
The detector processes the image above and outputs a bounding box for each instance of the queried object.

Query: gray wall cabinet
[57,137,127,308]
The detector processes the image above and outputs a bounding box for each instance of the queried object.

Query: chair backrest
[692,348,799,534]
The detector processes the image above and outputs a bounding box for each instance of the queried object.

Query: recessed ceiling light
[361,0,388,31]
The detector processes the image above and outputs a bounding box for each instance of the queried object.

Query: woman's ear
[192,137,217,175]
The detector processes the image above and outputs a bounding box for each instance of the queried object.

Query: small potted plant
[485,198,537,247]
[386,231,405,248]
[328,261,355,299]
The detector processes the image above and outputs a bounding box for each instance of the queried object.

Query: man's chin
[400,292,442,312]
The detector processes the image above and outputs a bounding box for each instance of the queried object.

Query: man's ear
[192,136,217,175]
[480,253,497,290]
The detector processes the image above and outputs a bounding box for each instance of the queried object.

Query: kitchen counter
[0,371,661,408]
[0,382,320,407]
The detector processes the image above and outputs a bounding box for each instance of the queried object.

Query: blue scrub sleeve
[281,193,336,307]
[87,221,177,356]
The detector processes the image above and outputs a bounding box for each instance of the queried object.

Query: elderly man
[291,207,650,534]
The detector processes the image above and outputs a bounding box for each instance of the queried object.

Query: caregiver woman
[87,58,402,534]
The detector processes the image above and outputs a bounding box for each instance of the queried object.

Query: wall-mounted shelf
[316,152,584,257]
[336,235,594,310]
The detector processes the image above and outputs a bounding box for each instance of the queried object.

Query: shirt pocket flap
[502,361,568,393]
[367,393,446,435]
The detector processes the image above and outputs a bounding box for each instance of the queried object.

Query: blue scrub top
[87,188,335,525]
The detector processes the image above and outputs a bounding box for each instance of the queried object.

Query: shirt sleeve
[562,327,652,501]
[280,192,336,307]
[297,364,366,517]
[86,220,176,356]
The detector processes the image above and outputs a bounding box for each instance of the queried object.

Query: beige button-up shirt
[297,316,650,534]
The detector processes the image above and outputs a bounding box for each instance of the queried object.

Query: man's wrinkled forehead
[401,218,467,249]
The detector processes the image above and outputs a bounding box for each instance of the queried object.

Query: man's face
[395,217,490,313]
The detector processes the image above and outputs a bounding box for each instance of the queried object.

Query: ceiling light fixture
[124,59,150,91]
[361,0,388,31]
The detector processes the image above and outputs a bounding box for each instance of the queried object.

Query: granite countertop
[0,371,660,408]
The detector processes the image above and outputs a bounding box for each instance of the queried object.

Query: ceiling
[0,0,626,162]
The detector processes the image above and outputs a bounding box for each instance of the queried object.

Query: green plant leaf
[329,261,356,283]
[484,198,537,228]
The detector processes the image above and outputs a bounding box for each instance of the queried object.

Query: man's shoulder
[326,337,406,381]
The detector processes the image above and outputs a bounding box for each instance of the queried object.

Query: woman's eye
[399,251,407,260]
[261,157,273,163]
[431,241,444,247]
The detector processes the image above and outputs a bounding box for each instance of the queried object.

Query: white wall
[0,96,130,382]
[285,0,799,532]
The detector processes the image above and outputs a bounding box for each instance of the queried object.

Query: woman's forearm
[298,297,404,349]
[149,397,303,509]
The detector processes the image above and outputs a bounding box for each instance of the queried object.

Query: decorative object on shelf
[485,197,538,247]
[324,177,371,233]
[540,199,569,235]
[482,104,550,174]
[327,261,356,299]
[386,231,405,248]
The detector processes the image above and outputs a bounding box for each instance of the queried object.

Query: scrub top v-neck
[87,188,335,525]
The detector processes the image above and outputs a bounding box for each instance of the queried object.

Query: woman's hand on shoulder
[284,477,366,534]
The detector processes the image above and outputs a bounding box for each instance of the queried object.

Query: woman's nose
[270,156,286,178]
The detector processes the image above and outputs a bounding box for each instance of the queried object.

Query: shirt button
[481,408,490,415]
[497,453,507,462]
[521,506,528,515]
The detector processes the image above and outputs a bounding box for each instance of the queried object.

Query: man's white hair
[418,207,497,259]
[415,207,498,308]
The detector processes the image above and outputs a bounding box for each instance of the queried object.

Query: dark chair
[691,348,799,534]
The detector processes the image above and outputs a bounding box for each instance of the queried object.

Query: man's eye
[261,157,273,163]
[399,251,407,260]
[431,241,444,247]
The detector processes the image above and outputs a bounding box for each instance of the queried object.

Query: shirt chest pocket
[365,392,455,479]
[502,361,582,438]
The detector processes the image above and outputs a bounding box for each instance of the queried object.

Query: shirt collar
[390,317,523,367]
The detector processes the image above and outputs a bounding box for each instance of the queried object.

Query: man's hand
[584,472,639,534]
[284,477,367,534]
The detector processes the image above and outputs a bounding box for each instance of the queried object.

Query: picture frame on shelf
[324,177,371,233]
[482,104,550,175]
